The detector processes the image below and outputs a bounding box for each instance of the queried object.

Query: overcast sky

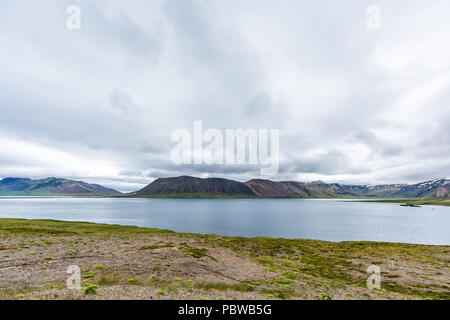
[1,0,449,192]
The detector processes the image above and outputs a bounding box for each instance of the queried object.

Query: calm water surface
[0,197,448,245]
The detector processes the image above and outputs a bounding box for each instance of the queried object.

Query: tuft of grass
[128,275,139,284]
[276,279,295,285]
[194,282,256,293]
[96,272,120,286]
[93,265,104,270]
[83,271,96,279]
[320,293,332,300]
[84,283,99,295]
[282,272,297,279]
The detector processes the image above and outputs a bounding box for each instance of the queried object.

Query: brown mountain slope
[245,179,309,198]
[436,183,450,198]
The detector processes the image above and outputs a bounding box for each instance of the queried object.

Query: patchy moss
[140,243,174,250]
[0,219,174,237]
[276,279,295,285]
[180,245,217,261]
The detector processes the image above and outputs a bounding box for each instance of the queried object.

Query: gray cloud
[0,0,449,191]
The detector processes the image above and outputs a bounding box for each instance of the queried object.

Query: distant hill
[0,178,121,196]
[358,179,450,198]
[133,176,255,197]
[134,176,450,199]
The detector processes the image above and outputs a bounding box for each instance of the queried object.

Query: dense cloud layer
[0,0,449,191]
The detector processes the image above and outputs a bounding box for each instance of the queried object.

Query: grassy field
[0,219,448,300]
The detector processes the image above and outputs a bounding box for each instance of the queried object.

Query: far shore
[362,199,450,207]
[2,194,450,207]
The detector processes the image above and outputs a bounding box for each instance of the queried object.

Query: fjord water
[0,198,448,245]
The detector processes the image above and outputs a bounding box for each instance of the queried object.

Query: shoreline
[363,199,450,207]
[2,195,450,207]
[0,218,448,300]
[0,217,447,246]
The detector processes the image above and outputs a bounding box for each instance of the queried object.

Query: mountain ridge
[134,176,255,197]
[1,176,449,199]
[133,176,450,199]
[0,177,121,196]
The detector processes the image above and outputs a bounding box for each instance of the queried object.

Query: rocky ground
[0,219,448,300]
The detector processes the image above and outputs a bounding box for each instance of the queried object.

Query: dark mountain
[134,176,450,199]
[0,177,121,196]
[134,176,255,197]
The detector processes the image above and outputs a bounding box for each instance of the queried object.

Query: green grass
[193,282,257,292]
[180,244,217,261]
[0,218,175,236]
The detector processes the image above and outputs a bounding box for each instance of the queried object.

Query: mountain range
[0,177,120,196]
[0,176,449,199]
[131,176,450,199]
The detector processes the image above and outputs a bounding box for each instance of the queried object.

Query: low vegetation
[365,199,450,207]
[0,218,448,300]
